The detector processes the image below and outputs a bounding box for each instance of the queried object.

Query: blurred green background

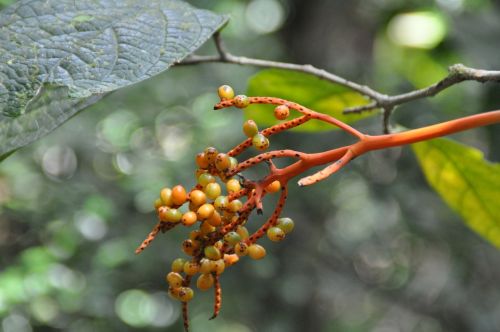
[1,0,500,331]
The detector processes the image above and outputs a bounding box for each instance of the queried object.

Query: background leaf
[0,0,228,159]
[412,138,500,248]
[245,69,374,132]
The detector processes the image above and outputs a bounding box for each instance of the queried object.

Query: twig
[178,33,500,132]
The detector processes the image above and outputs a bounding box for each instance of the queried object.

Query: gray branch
[178,33,500,133]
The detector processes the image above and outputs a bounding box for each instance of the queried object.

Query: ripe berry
[252,133,269,151]
[199,259,215,274]
[181,211,198,226]
[160,188,173,206]
[218,85,235,100]
[248,244,266,260]
[213,259,225,275]
[195,152,209,169]
[171,258,186,273]
[204,147,218,165]
[177,287,194,302]
[183,261,200,276]
[265,180,281,193]
[189,230,203,241]
[204,245,221,260]
[234,95,250,108]
[215,153,231,171]
[274,105,290,120]
[158,206,170,222]
[242,120,259,138]
[196,273,215,290]
[236,225,249,239]
[234,242,249,256]
[171,185,187,206]
[223,253,240,266]
[166,272,184,288]
[207,210,222,227]
[197,203,215,220]
[226,178,241,193]
[154,198,163,209]
[198,173,216,187]
[204,182,222,200]
[200,221,216,235]
[223,231,242,246]
[267,227,285,242]
[277,217,295,234]
[189,190,206,207]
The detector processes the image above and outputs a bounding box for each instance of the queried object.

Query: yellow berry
[166,272,183,288]
[252,133,269,151]
[197,203,215,220]
[229,199,243,213]
[267,227,285,242]
[233,95,250,108]
[204,182,222,200]
[234,242,249,256]
[181,211,198,226]
[215,153,231,171]
[226,178,241,193]
[242,119,259,138]
[207,210,222,227]
[196,273,214,290]
[189,190,206,207]
[171,258,186,273]
[213,259,225,275]
[160,188,173,206]
[218,85,235,100]
[204,245,221,260]
[248,244,266,260]
[183,261,200,276]
[177,287,194,302]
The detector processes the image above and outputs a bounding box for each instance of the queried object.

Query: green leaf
[0,0,228,159]
[245,69,374,132]
[412,138,500,248]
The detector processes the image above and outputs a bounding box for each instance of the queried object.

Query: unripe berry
[195,152,209,169]
[196,273,215,290]
[198,173,216,187]
[223,231,242,246]
[234,241,249,256]
[218,85,235,100]
[183,261,200,276]
[267,227,285,242]
[166,272,183,288]
[177,287,194,302]
[226,179,241,193]
[204,245,222,260]
[171,258,186,273]
[154,198,163,209]
[242,119,259,138]
[277,217,295,234]
[200,221,216,235]
[189,190,206,207]
[158,206,170,222]
[234,95,250,108]
[160,188,173,206]
[265,180,281,193]
[248,244,266,260]
[214,195,229,211]
[252,133,270,151]
[197,203,215,220]
[171,185,187,206]
[215,153,231,171]
[229,157,238,169]
[274,105,290,120]
[181,211,198,226]
[236,225,249,239]
[229,199,243,213]
[204,182,222,200]
[165,208,182,223]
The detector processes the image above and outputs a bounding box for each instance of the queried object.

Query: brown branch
[178,33,500,133]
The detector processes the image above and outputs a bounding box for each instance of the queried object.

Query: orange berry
[265,180,281,193]
[195,152,209,169]
[197,203,215,220]
[171,185,187,206]
[160,188,173,206]
[274,105,290,120]
[181,211,198,226]
[189,190,206,207]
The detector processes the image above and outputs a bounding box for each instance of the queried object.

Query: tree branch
[178,33,500,133]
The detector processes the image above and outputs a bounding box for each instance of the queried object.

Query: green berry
[204,245,221,260]
[214,195,229,210]
[242,120,259,138]
[198,173,216,187]
[234,95,250,108]
[236,225,249,239]
[177,287,194,302]
[199,259,215,274]
[171,258,186,273]
[267,227,285,242]
[229,157,238,169]
[277,217,295,234]
[165,208,182,223]
[204,182,222,200]
[226,179,241,193]
[223,231,242,246]
[252,133,269,151]
[183,261,200,276]
[218,85,235,100]
[229,199,243,212]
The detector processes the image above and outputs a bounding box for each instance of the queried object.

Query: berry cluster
[136,85,301,331]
